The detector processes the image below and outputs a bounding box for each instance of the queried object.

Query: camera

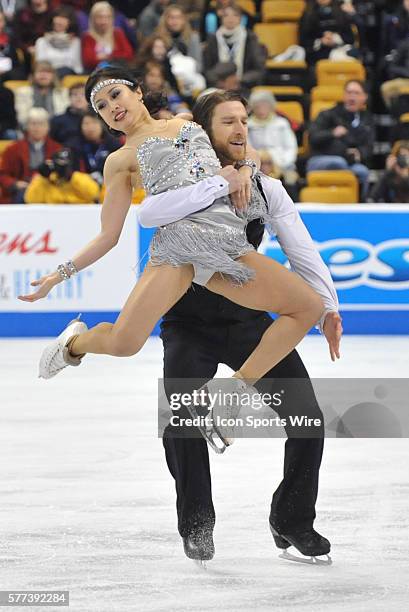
[37,149,74,180]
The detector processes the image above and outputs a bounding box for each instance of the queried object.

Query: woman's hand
[18,272,62,303]
[323,312,343,361]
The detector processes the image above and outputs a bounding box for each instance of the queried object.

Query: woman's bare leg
[69,263,194,357]
[206,252,324,383]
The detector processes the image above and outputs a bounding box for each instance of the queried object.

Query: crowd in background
[0,0,409,205]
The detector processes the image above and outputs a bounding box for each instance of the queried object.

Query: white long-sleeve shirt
[136,174,339,330]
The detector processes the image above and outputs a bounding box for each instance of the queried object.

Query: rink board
[0,204,408,336]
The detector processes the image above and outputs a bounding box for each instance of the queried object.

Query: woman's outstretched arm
[18,149,135,302]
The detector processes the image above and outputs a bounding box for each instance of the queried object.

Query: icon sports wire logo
[264,238,409,290]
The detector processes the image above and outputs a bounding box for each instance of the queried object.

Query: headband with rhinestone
[90,79,135,112]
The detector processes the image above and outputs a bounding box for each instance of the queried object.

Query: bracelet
[236,158,258,179]
[57,264,70,281]
[57,260,78,282]
[65,260,78,277]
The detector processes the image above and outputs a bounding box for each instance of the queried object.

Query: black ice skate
[269,523,332,565]
[183,530,215,569]
[186,378,250,454]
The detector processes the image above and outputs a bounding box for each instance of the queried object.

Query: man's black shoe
[183,530,215,561]
[269,522,332,564]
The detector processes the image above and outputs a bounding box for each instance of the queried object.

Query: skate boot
[39,314,88,379]
[186,377,252,454]
[269,522,332,565]
[183,529,215,568]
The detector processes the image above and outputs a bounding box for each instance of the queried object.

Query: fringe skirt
[149,218,255,286]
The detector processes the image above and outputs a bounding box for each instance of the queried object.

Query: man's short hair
[192,90,248,138]
[344,79,368,94]
[69,82,86,95]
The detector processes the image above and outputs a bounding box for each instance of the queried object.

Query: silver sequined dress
[137,121,273,286]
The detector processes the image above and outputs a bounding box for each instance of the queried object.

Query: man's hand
[347,147,361,162]
[323,312,343,361]
[333,125,348,138]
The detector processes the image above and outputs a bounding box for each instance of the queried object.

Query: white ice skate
[187,377,252,454]
[38,314,88,379]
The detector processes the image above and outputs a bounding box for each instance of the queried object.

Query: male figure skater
[137,91,342,564]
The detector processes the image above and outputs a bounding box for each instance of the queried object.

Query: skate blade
[186,405,228,454]
[193,559,208,570]
[279,549,332,566]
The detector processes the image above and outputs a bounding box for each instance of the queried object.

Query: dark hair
[49,6,78,35]
[222,3,242,17]
[80,110,104,137]
[85,64,168,137]
[344,79,368,94]
[68,81,85,94]
[192,90,248,139]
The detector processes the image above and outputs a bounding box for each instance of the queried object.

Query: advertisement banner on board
[0,205,138,313]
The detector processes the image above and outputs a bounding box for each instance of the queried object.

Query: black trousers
[161,312,324,538]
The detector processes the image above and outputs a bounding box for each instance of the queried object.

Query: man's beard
[213,140,246,164]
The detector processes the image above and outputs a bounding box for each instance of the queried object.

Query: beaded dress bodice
[136,121,222,196]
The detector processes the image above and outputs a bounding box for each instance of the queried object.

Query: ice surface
[0,336,409,612]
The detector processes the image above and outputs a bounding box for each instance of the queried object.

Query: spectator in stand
[154,5,205,95]
[81,1,134,72]
[381,38,409,112]
[24,147,100,204]
[299,0,356,65]
[307,79,374,200]
[35,6,83,77]
[50,82,88,147]
[208,60,250,97]
[0,82,18,139]
[76,1,138,52]
[14,0,53,59]
[201,0,252,39]
[248,90,298,187]
[134,34,182,97]
[382,0,409,57]
[74,111,120,185]
[371,142,409,203]
[203,5,265,90]
[14,61,69,128]
[138,0,171,39]
[143,60,188,114]
[155,5,203,70]
[0,10,25,80]
[0,107,60,204]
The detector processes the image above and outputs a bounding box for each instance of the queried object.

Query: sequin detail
[136,121,256,285]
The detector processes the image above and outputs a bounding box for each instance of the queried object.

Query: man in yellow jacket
[24,149,100,204]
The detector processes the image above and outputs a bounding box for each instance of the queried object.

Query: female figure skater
[19,66,323,438]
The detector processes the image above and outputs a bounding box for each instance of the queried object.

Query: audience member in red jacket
[0,107,61,203]
[81,1,134,72]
